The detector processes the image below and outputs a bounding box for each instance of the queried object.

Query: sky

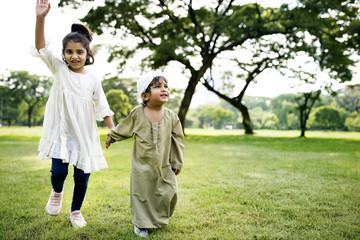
[1,0,359,107]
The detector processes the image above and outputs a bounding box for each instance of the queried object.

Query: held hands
[36,0,51,18]
[172,169,181,176]
[105,131,116,149]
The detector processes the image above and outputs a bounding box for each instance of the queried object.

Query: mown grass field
[0,127,359,239]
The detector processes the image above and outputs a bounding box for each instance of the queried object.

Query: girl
[33,0,114,228]
[106,73,184,238]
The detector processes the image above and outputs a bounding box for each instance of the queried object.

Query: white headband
[137,72,162,101]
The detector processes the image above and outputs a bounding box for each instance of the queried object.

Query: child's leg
[46,158,67,216]
[71,166,90,212]
[50,158,69,192]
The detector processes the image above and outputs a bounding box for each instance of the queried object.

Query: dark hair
[142,76,168,106]
[62,23,94,65]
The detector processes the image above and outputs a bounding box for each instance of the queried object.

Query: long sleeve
[170,114,184,170]
[108,109,136,143]
[31,42,62,75]
[93,79,114,121]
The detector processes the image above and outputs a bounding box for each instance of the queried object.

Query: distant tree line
[0,71,179,128]
[1,70,358,135]
[1,69,359,136]
[186,85,360,133]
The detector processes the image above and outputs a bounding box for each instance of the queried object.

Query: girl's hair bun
[71,23,93,42]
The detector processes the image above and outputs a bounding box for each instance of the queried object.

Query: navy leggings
[51,158,90,212]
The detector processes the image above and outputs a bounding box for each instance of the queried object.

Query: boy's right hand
[36,0,51,18]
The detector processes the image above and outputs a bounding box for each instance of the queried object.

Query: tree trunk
[234,102,253,134]
[202,80,254,134]
[178,76,198,131]
[300,128,305,137]
[299,110,306,137]
[178,64,211,132]
[296,91,321,138]
[28,106,34,128]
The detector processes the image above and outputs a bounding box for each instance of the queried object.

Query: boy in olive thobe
[107,105,184,228]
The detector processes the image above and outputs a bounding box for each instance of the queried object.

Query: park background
[0,0,359,133]
[1,0,360,239]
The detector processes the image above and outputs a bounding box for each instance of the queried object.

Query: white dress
[32,43,113,173]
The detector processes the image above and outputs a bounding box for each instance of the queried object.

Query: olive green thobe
[108,106,184,228]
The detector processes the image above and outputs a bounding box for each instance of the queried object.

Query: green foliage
[243,96,270,111]
[0,71,51,127]
[187,105,234,129]
[166,88,184,113]
[265,95,299,130]
[1,128,360,239]
[295,90,322,137]
[345,114,360,131]
[58,0,360,132]
[106,89,132,125]
[0,86,19,126]
[286,112,299,130]
[335,84,360,112]
[312,105,342,130]
[102,76,138,106]
[186,85,359,133]
[250,107,279,129]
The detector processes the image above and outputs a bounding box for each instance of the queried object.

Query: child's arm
[35,0,51,51]
[105,109,136,149]
[103,115,115,149]
[103,116,115,130]
[170,114,185,175]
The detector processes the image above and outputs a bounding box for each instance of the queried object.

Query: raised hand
[36,0,51,18]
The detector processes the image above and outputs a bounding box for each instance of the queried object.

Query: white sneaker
[45,190,63,216]
[134,225,148,238]
[67,210,87,228]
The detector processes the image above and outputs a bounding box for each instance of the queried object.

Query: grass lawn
[0,127,359,239]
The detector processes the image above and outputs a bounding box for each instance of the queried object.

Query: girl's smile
[64,41,88,73]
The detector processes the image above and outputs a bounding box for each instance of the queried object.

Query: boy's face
[142,78,170,105]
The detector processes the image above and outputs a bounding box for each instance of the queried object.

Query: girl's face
[142,79,170,106]
[63,41,88,73]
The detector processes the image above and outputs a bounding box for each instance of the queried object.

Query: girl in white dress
[34,0,114,228]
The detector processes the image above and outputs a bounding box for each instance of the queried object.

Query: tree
[102,76,138,106]
[201,0,359,133]
[59,0,359,133]
[0,71,51,127]
[295,90,321,137]
[0,86,20,126]
[312,105,342,130]
[192,105,234,129]
[335,84,360,113]
[202,40,291,133]
[270,94,297,129]
[106,89,133,125]
[249,107,279,129]
[0,81,22,125]
[205,106,234,129]
[344,113,360,131]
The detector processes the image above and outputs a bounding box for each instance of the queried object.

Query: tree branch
[134,20,156,46]
[186,0,206,45]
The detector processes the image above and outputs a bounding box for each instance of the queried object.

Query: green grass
[1,127,359,239]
